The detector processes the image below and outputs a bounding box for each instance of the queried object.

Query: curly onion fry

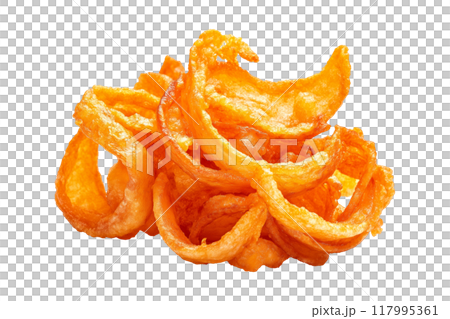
[55,30,395,272]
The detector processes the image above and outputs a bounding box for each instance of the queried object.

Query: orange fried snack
[55,32,395,271]
[55,130,156,238]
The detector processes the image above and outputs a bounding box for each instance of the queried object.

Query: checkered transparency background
[0,0,448,301]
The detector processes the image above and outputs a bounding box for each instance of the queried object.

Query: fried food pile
[56,30,394,271]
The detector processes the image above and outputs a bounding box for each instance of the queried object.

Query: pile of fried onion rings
[56,30,394,271]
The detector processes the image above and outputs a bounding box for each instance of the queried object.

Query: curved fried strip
[263,214,329,266]
[229,238,289,272]
[269,127,344,194]
[157,80,253,194]
[255,160,394,242]
[153,173,267,264]
[276,181,375,254]
[274,165,394,253]
[106,161,141,240]
[93,85,162,117]
[167,163,253,240]
[73,87,159,161]
[161,98,193,151]
[336,128,377,221]
[253,166,369,241]
[285,176,342,222]
[254,124,392,241]
[189,194,253,245]
[75,67,175,152]
[159,55,185,80]
[277,221,369,255]
[344,165,394,227]
[55,130,155,238]
[181,31,347,193]
[346,165,394,230]
[194,30,349,138]
[164,165,213,237]
[212,121,320,165]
